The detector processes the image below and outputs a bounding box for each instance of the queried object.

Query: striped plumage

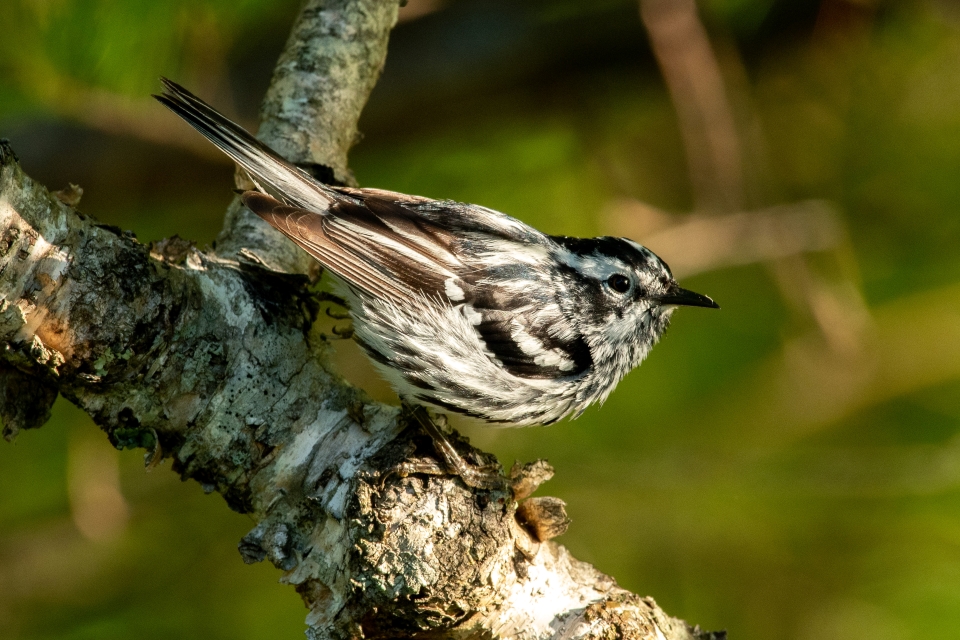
[155,79,717,426]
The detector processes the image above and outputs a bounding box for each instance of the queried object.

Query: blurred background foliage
[1,0,960,638]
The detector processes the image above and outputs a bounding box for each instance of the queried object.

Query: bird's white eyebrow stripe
[556,248,631,281]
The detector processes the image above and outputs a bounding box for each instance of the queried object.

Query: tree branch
[0,2,722,638]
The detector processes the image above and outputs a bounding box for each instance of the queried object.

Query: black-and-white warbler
[155,79,718,485]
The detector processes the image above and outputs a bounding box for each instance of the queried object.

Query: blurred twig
[67,430,129,543]
[637,0,871,358]
[639,0,743,212]
[61,86,235,162]
[606,196,874,354]
[605,199,843,279]
[768,253,872,357]
[696,281,960,447]
[398,0,447,23]
[11,73,229,161]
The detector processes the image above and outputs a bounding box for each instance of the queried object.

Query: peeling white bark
[0,2,723,638]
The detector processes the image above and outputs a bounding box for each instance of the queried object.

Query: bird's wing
[243,192,464,305]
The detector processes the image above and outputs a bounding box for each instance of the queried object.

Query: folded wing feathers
[243,193,462,305]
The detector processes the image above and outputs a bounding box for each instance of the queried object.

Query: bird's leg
[317,291,348,308]
[330,324,353,339]
[386,405,506,491]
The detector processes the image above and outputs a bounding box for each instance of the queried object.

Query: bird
[154,78,719,488]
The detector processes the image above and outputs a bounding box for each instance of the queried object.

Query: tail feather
[153,78,333,210]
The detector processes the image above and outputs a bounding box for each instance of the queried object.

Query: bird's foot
[330,323,353,339]
[383,405,507,491]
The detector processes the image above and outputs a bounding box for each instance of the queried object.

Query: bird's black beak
[655,283,720,309]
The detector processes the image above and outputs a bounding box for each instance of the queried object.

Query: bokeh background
[2,0,959,638]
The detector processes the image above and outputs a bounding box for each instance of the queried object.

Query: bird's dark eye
[607,274,631,293]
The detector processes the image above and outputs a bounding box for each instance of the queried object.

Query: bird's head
[552,236,718,368]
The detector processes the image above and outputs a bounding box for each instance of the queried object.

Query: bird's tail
[153,78,333,210]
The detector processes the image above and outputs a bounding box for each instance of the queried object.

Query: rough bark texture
[0,2,723,639]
